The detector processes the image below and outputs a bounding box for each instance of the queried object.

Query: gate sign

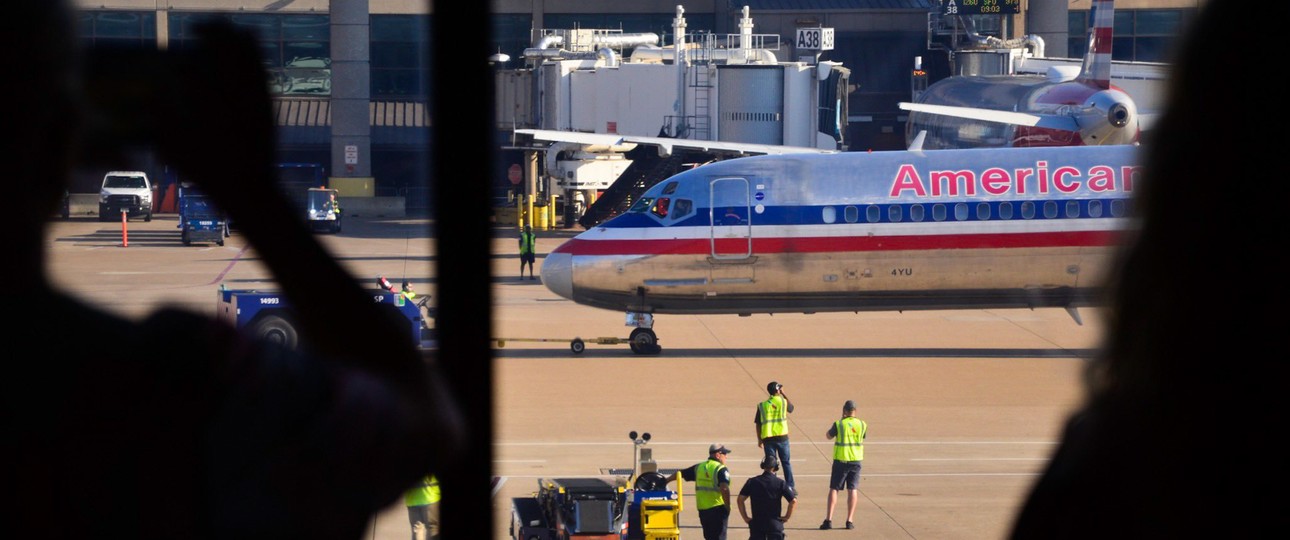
[942,0,1021,16]
[795,27,834,51]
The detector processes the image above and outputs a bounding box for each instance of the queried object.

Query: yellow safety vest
[758,395,789,439]
[693,459,727,510]
[404,475,441,506]
[833,417,867,462]
[519,232,535,254]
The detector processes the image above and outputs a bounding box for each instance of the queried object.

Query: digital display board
[942,0,1022,16]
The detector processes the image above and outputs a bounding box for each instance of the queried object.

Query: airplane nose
[540,251,573,300]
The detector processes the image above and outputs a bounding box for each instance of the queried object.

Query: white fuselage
[542,144,1142,316]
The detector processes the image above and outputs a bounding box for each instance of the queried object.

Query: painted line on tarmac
[912,457,1049,461]
[491,477,507,498]
[208,244,252,286]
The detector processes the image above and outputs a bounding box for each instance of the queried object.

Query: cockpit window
[652,197,670,218]
[662,181,678,195]
[672,199,693,220]
[628,197,654,213]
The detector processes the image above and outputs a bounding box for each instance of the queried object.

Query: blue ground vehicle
[179,194,227,246]
[216,287,432,350]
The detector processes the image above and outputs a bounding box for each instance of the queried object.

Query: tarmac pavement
[45,215,1100,540]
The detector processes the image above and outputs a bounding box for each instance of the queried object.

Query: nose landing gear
[626,310,661,355]
[628,327,660,355]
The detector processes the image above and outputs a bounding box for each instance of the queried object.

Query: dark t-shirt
[8,291,436,539]
[739,471,795,531]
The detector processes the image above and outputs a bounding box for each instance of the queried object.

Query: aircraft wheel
[570,338,585,354]
[629,328,657,355]
[181,230,190,246]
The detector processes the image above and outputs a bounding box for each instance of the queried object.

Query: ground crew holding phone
[755,381,796,494]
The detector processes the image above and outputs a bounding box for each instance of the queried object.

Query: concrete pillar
[330,1,372,180]
[525,151,540,228]
[155,6,169,50]
[1026,0,1069,59]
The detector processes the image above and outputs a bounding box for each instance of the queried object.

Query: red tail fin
[1077,0,1115,89]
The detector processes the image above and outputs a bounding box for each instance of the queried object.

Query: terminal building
[69,1,1201,216]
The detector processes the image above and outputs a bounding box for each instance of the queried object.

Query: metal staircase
[577,147,686,229]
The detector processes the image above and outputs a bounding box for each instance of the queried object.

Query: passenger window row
[821,199,1126,224]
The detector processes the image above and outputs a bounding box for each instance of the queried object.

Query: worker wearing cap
[673,443,733,540]
[404,474,440,540]
[737,454,797,540]
[518,225,536,280]
[754,381,796,493]
[820,400,867,531]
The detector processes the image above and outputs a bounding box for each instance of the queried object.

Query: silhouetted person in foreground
[1010,2,1284,538]
[3,2,463,538]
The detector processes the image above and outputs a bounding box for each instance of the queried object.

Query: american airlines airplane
[899,0,1153,149]
[540,143,1141,354]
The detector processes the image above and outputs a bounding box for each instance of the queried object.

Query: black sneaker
[819,520,832,530]
[846,521,855,529]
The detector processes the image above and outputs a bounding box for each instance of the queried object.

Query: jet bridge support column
[526,150,539,229]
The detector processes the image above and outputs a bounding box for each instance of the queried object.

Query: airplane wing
[899,102,1083,133]
[515,128,837,157]
[900,102,1045,127]
[514,129,627,147]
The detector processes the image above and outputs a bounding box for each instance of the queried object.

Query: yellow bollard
[534,205,548,230]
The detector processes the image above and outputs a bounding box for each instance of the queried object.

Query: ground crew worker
[820,400,867,531]
[737,455,797,540]
[328,192,341,214]
[572,190,586,219]
[404,474,441,540]
[673,443,733,540]
[519,224,536,279]
[755,381,796,493]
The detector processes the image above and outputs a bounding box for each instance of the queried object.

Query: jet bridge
[497,4,848,229]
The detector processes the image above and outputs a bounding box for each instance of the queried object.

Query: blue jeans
[762,437,794,490]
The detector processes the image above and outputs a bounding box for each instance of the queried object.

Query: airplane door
[712,176,753,259]
[708,177,756,288]
[710,177,753,259]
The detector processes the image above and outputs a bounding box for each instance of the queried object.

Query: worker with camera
[754,381,796,494]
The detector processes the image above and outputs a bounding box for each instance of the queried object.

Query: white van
[98,171,153,222]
